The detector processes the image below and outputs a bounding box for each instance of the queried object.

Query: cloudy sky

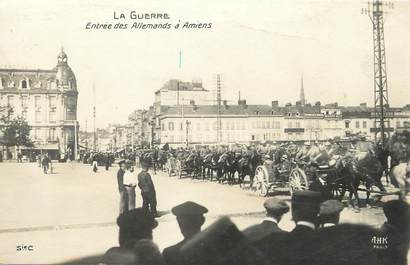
[1,0,409,129]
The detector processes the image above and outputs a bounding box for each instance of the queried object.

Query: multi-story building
[0,48,78,159]
[158,100,410,147]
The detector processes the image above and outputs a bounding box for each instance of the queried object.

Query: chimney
[271,100,279,108]
[223,100,228,109]
[238,99,247,108]
[285,103,292,107]
[296,101,302,106]
[190,100,195,106]
[359,102,367,109]
[315,101,321,107]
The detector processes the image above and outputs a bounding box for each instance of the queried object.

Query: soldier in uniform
[317,199,344,228]
[138,160,158,217]
[163,201,208,265]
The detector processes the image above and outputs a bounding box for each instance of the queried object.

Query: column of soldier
[69,155,409,265]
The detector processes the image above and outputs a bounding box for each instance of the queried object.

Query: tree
[2,116,34,148]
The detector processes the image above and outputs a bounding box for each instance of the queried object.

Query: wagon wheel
[254,166,269,197]
[289,168,309,195]
[330,182,345,200]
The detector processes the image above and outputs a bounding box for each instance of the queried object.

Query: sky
[1,0,410,129]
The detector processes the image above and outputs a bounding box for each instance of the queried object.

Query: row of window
[32,128,57,141]
[161,118,410,133]
[161,119,285,132]
[0,78,74,90]
[345,120,368,129]
[6,95,59,108]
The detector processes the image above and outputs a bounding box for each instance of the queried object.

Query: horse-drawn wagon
[252,159,309,196]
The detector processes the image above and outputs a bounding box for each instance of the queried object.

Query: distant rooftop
[156,79,208,93]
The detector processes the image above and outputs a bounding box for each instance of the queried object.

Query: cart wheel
[289,168,309,195]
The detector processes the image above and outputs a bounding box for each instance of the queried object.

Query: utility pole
[362,0,394,147]
[85,120,88,149]
[93,82,97,151]
[216,74,222,144]
[186,120,190,147]
[74,120,77,161]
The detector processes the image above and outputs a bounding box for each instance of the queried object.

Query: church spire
[300,73,306,106]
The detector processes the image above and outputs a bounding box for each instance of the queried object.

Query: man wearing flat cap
[243,198,289,244]
[116,207,158,250]
[138,161,158,217]
[163,201,208,265]
[318,199,344,228]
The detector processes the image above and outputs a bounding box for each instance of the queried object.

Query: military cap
[263,198,289,215]
[304,141,311,146]
[117,208,158,230]
[118,159,126,165]
[171,201,208,216]
[319,200,344,216]
[264,154,271,159]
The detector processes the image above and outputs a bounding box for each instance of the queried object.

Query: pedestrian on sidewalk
[92,154,98,173]
[41,154,50,174]
[138,160,158,217]
[123,162,137,210]
[117,160,128,214]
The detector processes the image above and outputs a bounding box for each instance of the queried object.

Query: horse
[389,162,410,201]
[201,153,214,180]
[352,150,386,205]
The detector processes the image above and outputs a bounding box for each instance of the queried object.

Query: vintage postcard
[0,0,409,264]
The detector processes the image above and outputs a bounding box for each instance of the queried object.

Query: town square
[0,0,409,264]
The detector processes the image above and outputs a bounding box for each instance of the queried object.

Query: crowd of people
[68,185,409,265]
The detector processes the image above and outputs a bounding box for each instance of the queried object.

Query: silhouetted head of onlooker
[171,201,208,239]
[383,200,410,231]
[291,190,321,224]
[263,197,289,223]
[102,247,137,264]
[133,239,164,265]
[117,208,158,249]
[318,199,344,227]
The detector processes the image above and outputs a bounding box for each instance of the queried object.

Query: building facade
[0,49,78,159]
[158,101,410,147]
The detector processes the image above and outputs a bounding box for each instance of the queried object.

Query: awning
[20,143,59,150]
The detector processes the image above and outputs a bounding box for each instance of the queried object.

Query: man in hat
[117,160,128,214]
[163,201,208,265]
[179,217,266,265]
[291,190,321,234]
[318,199,344,228]
[116,208,158,249]
[377,200,410,265]
[268,190,321,265]
[138,161,158,217]
[243,198,289,244]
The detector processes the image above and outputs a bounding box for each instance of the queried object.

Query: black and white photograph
[0,0,409,264]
